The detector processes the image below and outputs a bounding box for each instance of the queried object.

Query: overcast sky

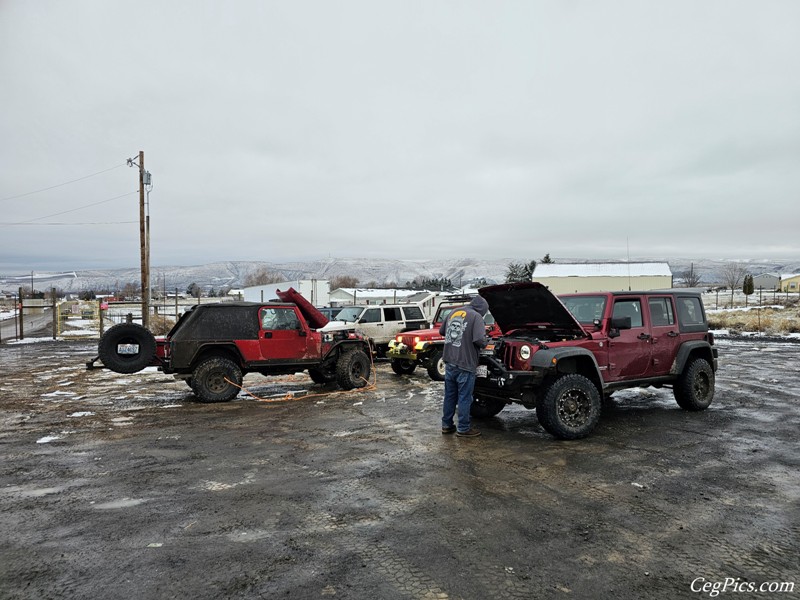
[1,1,799,274]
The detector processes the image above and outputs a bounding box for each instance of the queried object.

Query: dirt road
[0,339,797,599]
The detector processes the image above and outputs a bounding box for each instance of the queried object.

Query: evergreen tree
[505,260,536,283]
[743,274,754,307]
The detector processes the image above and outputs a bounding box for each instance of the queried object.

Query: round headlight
[519,345,532,360]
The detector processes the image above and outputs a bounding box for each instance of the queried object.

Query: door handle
[637,333,651,341]
[263,332,272,338]
[667,331,679,337]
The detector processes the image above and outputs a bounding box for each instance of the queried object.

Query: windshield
[434,305,462,323]
[334,307,363,322]
[560,295,607,324]
[434,304,495,326]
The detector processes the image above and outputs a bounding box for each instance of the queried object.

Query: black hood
[478,282,587,336]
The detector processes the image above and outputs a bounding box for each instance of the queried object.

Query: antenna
[627,237,631,291]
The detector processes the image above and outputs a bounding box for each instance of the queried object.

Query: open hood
[478,282,587,337]
[275,287,329,329]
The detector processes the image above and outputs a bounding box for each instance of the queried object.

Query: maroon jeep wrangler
[386,296,502,381]
[91,288,372,402]
[473,283,718,439]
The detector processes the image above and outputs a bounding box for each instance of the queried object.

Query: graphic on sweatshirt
[446,310,467,347]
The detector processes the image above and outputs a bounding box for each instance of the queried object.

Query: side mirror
[609,316,631,338]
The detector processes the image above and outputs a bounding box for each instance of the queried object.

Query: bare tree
[721,262,748,307]
[680,263,702,287]
[330,275,359,289]
[243,267,284,287]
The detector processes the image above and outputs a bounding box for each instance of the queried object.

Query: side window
[360,308,381,323]
[402,306,424,320]
[384,307,403,321]
[677,297,703,326]
[648,297,675,327]
[261,308,278,329]
[612,299,643,328]
[261,307,300,330]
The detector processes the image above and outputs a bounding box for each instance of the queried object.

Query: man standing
[440,296,489,438]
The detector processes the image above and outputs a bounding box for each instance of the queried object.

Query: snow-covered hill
[2,257,799,295]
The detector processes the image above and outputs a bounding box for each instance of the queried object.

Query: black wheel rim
[557,388,592,428]
[693,372,710,399]
[351,360,365,380]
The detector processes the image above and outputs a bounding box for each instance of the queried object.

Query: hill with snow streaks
[2,257,799,294]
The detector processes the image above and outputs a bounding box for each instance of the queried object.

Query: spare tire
[98,323,157,374]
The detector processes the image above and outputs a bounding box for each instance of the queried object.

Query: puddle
[93,498,148,509]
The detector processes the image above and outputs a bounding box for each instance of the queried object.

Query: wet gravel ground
[0,338,798,599]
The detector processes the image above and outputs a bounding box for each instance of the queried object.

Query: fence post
[98,298,105,336]
[52,288,57,340]
[18,287,24,340]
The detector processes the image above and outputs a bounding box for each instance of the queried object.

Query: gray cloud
[1,0,799,274]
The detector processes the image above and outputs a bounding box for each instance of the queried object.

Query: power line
[0,163,127,202]
[0,191,137,227]
[0,221,138,226]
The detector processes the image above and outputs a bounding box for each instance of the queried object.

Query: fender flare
[531,347,603,389]
[671,341,715,375]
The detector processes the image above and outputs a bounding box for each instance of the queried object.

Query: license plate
[117,344,140,355]
[476,365,488,378]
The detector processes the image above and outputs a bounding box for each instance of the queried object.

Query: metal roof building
[532,262,673,294]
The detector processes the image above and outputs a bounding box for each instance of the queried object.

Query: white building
[329,288,426,306]
[532,262,673,294]
[242,279,330,306]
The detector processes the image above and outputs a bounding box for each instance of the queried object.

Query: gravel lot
[0,338,798,599]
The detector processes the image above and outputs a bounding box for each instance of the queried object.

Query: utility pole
[138,151,149,329]
[129,151,151,329]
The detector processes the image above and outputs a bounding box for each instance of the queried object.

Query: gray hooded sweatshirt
[438,296,489,373]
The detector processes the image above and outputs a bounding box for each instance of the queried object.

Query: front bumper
[387,340,437,363]
[474,356,546,401]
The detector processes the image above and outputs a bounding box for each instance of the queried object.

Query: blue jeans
[442,363,476,433]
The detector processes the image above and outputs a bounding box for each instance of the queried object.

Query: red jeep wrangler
[91,288,372,402]
[473,283,718,439]
[386,296,502,381]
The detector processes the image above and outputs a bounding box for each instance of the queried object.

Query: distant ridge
[2,257,799,294]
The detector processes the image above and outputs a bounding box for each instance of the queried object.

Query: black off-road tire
[470,397,506,418]
[536,374,602,439]
[390,359,417,375]
[673,358,715,411]
[97,323,156,374]
[426,350,445,381]
[336,349,371,390]
[192,357,242,403]
[308,367,336,384]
